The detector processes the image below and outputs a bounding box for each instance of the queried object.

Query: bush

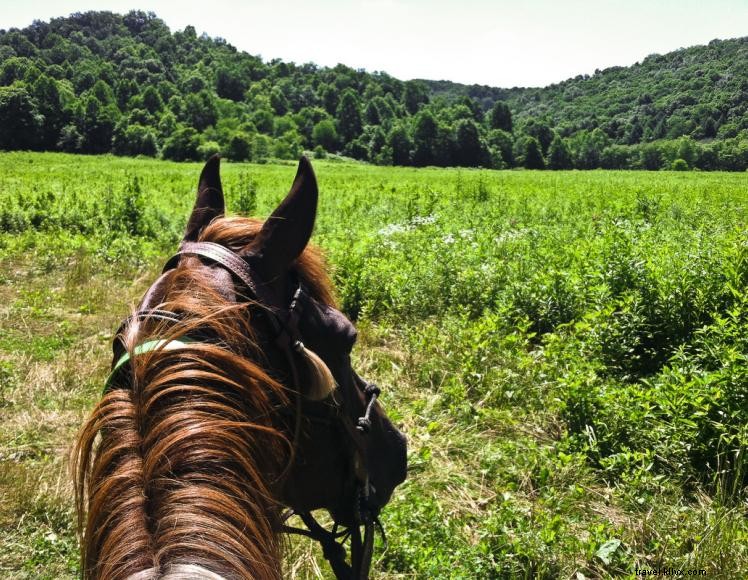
[161,126,201,161]
[312,119,338,151]
[197,140,221,159]
[225,133,252,161]
[112,124,158,157]
[671,158,689,171]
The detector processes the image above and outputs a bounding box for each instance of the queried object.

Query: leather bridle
[109,241,383,580]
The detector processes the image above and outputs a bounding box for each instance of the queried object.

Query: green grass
[1,152,747,578]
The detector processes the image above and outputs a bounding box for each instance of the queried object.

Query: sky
[2,0,747,87]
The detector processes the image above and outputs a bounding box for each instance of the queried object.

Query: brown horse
[73,156,407,580]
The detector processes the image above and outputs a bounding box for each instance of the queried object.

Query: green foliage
[312,119,338,151]
[0,85,43,149]
[387,125,412,165]
[427,38,748,151]
[0,12,746,170]
[412,109,439,166]
[402,80,429,114]
[112,123,158,157]
[215,66,247,101]
[161,126,201,161]
[233,172,257,215]
[523,136,545,169]
[488,100,512,132]
[547,134,573,169]
[486,128,514,166]
[197,140,221,159]
[671,158,689,171]
[225,132,253,162]
[523,118,554,155]
[453,119,488,167]
[335,89,363,143]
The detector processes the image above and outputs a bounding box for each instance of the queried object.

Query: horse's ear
[184,154,225,242]
[249,156,318,276]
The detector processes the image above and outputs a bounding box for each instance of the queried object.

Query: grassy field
[1,152,747,578]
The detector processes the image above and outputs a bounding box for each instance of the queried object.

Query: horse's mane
[73,217,335,580]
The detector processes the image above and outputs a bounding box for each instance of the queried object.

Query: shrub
[671,158,689,171]
[161,126,201,161]
[225,133,252,162]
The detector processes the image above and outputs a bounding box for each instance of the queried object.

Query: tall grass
[1,153,747,577]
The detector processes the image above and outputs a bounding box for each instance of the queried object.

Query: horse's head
[82,155,406,579]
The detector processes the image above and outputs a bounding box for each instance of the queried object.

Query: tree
[412,109,439,166]
[335,89,362,143]
[216,67,247,101]
[702,117,717,138]
[182,74,207,94]
[364,100,381,125]
[0,86,42,150]
[547,135,573,169]
[81,96,119,153]
[272,130,303,160]
[273,115,297,138]
[226,133,253,161]
[182,90,217,131]
[387,125,412,165]
[459,96,483,122]
[312,119,338,151]
[523,137,545,169]
[5,9,748,170]
[640,143,664,170]
[366,125,387,162]
[90,79,115,105]
[524,119,554,155]
[676,136,697,167]
[32,74,66,149]
[486,129,514,167]
[57,123,83,152]
[570,129,609,169]
[601,145,631,169]
[402,80,429,115]
[319,83,338,115]
[112,123,158,156]
[453,119,487,167]
[252,108,275,134]
[0,57,34,85]
[488,101,512,132]
[371,96,395,126]
[142,86,163,114]
[270,86,289,116]
[162,126,201,161]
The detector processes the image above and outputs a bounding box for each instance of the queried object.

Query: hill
[423,37,748,144]
[0,10,746,170]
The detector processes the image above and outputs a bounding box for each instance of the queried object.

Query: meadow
[0,152,747,578]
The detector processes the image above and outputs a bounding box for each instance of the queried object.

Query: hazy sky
[2,0,747,87]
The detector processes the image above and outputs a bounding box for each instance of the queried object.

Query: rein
[110,241,382,580]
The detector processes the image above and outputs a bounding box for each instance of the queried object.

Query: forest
[0,10,747,170]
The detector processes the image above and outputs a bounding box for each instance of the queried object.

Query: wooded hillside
[1,10,746,170]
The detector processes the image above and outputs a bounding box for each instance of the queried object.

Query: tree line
[0,11,747,170]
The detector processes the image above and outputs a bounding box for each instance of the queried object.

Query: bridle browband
[110,241,383,580]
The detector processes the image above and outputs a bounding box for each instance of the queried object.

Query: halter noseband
[111,241,382,580]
